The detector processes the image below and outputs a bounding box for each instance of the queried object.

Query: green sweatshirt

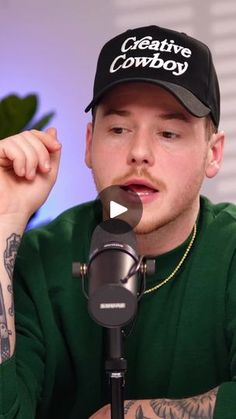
[1,196,236,418]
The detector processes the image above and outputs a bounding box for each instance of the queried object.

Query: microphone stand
[72,251,155,419]
[105,327,127,419]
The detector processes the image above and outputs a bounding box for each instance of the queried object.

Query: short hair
[206,116,217,141]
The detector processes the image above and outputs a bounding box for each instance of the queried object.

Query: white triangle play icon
[110,200,128,219]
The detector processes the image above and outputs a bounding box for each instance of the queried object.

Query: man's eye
[161,131,178,139]
[111,127,127,134]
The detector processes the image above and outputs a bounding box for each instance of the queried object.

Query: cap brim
[85,78,211,118]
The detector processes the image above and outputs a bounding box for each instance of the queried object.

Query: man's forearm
[0,221,23,363]
[124,386,219,418]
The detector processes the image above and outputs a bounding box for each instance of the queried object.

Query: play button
[96,185,143,233]
[110,200,128,218]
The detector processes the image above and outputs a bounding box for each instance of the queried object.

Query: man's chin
[133,211,174,235]
[133,220,159,235]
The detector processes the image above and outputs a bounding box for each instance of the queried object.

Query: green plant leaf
[0,94,55,139]
[29,112,55,131]
[0,94,37,138]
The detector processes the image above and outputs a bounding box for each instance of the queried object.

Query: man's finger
[30,129,61,152]
[45,127,57,137]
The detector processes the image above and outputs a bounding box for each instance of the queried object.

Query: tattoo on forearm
[0,283,12,361]
[150,387,218,418]
[4,233,21,316]
[135,405,151,419]
[124,400,136,414]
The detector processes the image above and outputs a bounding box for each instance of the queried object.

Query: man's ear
[85,122,93,168]
[205,131,225,178]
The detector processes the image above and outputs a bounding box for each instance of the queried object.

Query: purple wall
[0,0,236,227]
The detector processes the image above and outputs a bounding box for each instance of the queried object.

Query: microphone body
[88,220,139,327]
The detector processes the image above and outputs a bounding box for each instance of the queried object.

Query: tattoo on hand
[4,233,21,316]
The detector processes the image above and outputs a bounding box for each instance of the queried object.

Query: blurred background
[0,0,236,227]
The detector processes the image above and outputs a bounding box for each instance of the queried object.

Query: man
[0,25,234,418]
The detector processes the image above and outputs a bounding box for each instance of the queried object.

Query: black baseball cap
[85,25,220,127]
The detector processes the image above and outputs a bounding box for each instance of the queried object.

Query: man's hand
[0,127,61,226]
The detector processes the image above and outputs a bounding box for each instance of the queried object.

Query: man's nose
[127,131,155,167]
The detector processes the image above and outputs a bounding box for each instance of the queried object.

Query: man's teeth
[127,189,150,196]
[126,187,155,196]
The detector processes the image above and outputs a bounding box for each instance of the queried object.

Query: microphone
[87,219,139,328]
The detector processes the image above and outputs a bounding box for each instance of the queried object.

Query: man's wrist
[0,214,28,233]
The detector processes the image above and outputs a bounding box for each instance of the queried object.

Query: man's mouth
[122,184,157,196]
[120,180,159,202]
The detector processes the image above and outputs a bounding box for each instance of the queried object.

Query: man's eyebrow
[103,108,131,117]
[159,112,190,122]
[103,109,191,122]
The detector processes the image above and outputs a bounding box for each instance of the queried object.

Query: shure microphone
[88,219,139,328]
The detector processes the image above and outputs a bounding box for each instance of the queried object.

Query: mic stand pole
[105,327,127,419]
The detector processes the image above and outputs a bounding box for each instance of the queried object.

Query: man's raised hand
[0,127,61,226]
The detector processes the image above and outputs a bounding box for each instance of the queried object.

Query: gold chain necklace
[144,222,197,295]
